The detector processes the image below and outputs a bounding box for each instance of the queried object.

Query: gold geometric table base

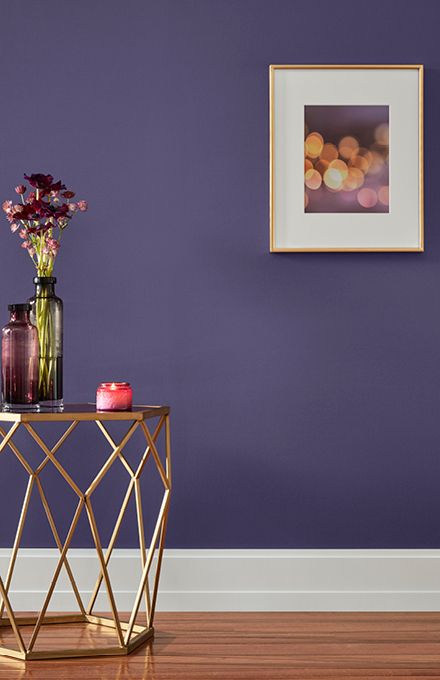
[0,614,154,660]
[0,404,171,661]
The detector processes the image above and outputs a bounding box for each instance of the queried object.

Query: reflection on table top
[0,403,169,422]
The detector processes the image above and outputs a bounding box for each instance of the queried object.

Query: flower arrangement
[2,173,88,405]
[2,173,88,276]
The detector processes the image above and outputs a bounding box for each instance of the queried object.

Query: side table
[0,404,171,660]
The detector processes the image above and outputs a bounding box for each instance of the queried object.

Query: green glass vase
[29,276,63,408]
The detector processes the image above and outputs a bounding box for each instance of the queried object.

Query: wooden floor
[1,613,440,678]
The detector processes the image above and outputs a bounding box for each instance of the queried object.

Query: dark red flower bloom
[48,180,66,193]
[29,200,47,217]
[27,222,51,233]
[62,190,75,199]
[11,198,57,221]
[12,203,38,220]
[24,174,66,194]
[24,174,53,189]
[39,202,70,220]
[54,203,70,219]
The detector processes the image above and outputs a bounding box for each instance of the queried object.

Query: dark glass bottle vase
[1,304,39,410]
[29,277,63,408]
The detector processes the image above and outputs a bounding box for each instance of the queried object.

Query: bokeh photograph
[304,105,389,213]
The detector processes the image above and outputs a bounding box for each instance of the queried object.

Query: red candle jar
[96,382,133,411]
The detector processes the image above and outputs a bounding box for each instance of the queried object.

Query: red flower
[55,204,70,218]
[12,203,38,220]
[41,202,70,220]
[33,200,51,217]
[24,174,53,189]
[48,180,66,193]
[24,174,66,194]
[3,172,88,269]
[27,223,51,233]
[11,199,54,221]
[13,199,69,222]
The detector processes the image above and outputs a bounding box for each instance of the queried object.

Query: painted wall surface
[0,0,439,548]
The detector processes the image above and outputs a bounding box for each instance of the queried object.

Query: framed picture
[269,65,424,252]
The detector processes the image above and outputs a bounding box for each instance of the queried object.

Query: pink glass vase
[1,304,39,410]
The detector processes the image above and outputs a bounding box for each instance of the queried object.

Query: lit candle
[96,382,133,411]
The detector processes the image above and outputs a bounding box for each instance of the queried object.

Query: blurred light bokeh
[304,105,389,213]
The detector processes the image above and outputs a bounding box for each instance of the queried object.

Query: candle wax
[96,382,133,411]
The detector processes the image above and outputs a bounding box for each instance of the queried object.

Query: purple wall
[0,0,439,548]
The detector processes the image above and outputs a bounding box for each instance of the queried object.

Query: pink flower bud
[68,203,77,212]
[77,200,88,212]
[21,240,30,249]
[19,229,27,239]
[10,223,19,233]
[47,238,60,251]
[15,185,26,195]
[2,200,12,213]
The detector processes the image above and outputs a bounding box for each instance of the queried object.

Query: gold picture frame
[269,64,424,252]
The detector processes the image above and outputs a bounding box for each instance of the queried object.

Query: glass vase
[1,304,39,410]
[29,276,63,408]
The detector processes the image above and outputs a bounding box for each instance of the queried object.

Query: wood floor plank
[0,613,440,677]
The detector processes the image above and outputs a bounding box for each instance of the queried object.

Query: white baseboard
[1,549,440,612]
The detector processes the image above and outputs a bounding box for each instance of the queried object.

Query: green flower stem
[35,296,55,400]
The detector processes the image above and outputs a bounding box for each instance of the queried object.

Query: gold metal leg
[148,500,170,628]
[0,475,34,619]
[86,477,136,616]
[134,478,152,620]
[124,490,170,644]
[0,576,25,655]
[84,496,124,647]
[0,412,171,660]
[86,420,139,496]
[24,423,83,498]
[87,416,166,618]
[35,477,86,616]
[35,420,79,475]
[95,420,135,477]
[27,498,85,652]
